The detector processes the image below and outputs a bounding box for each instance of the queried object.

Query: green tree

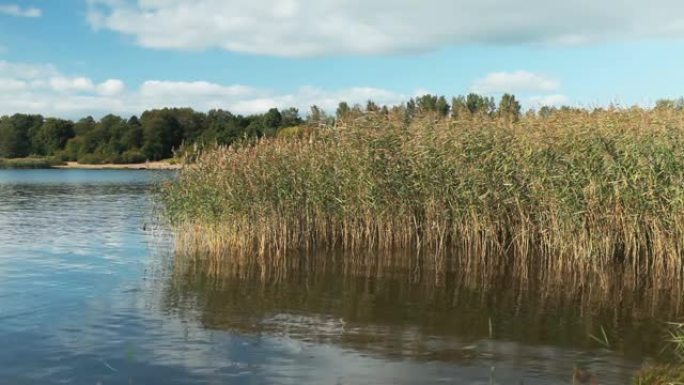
[120,116,143,150]
[466,93,495,116]
[74,116,96,137]
[141,111,182,160]
[280,107,302,127]
[498,93,521,122]
[436,96,450,117]
[416,94,437,114]
[0,114,44,155]
[405,98,416,121]
[34,118,75,155]
[262,108,282,135]
[0,117,30,158]
[414,94,450,118]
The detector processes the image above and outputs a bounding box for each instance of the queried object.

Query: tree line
[0,107,303,163]
[0,92,542,163]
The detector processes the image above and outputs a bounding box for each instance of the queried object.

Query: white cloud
[86,0,684,57]
[0,4,41,18]
[471,71,560,94]
[97,79,126,96]
[528,94,570,107]
[136,82,405,115]
[0,78,29,92]
[49,77,96,93]
[0,60,57,79]
[0,59,405,118]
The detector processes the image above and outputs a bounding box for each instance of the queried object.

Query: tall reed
[162,107,684,295]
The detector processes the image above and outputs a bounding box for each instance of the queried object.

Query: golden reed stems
[161,108,684,303]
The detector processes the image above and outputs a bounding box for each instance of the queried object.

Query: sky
[1,0,684,118]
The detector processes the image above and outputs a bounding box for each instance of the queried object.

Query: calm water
[0,169,672,384]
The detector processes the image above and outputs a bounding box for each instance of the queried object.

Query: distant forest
[1,92,677,164]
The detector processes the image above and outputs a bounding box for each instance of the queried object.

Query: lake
[0,169,673,384]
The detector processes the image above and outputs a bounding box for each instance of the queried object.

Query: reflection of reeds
[167,257,679,358]
[162,108,684,302]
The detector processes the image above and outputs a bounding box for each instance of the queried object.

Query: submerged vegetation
[163,102,684,305]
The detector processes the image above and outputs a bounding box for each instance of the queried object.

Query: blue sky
[1,0,684,118]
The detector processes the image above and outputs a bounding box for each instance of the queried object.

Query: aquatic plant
[162,107,684,299]
[633,323,684,385]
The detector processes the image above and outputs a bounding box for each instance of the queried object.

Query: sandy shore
[54,161,182,170]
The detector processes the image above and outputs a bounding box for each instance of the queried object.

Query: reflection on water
[167,260,676,384]
[0,169,676,385]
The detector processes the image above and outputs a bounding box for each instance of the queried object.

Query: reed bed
[162,108,684,295]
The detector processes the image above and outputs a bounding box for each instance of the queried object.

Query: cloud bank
[0,60,406,118]
[87,0,684,57]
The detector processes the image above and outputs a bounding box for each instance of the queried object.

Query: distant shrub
[120,150,147,164]
[53,150,72,162]
[77,153,109,165]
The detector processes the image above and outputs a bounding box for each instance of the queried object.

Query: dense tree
[466,93,496,115]
[141,110,183,160]
[73,116,96,136]
[414,94,450,118]
[416,94,437,114]
[204,109,238,145]
[280,108,302,127]
[262,108,282,135]
[33,118,74,155]
[498,93,521,122]
[0,117,30,158]
[435,96,450,117]
[0,114,43,158]
[121,116,143,150]
[405,99,417,121]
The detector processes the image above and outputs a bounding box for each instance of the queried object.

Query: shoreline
[53,161,181,170]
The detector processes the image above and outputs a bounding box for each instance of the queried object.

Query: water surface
[0,169,671,384]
